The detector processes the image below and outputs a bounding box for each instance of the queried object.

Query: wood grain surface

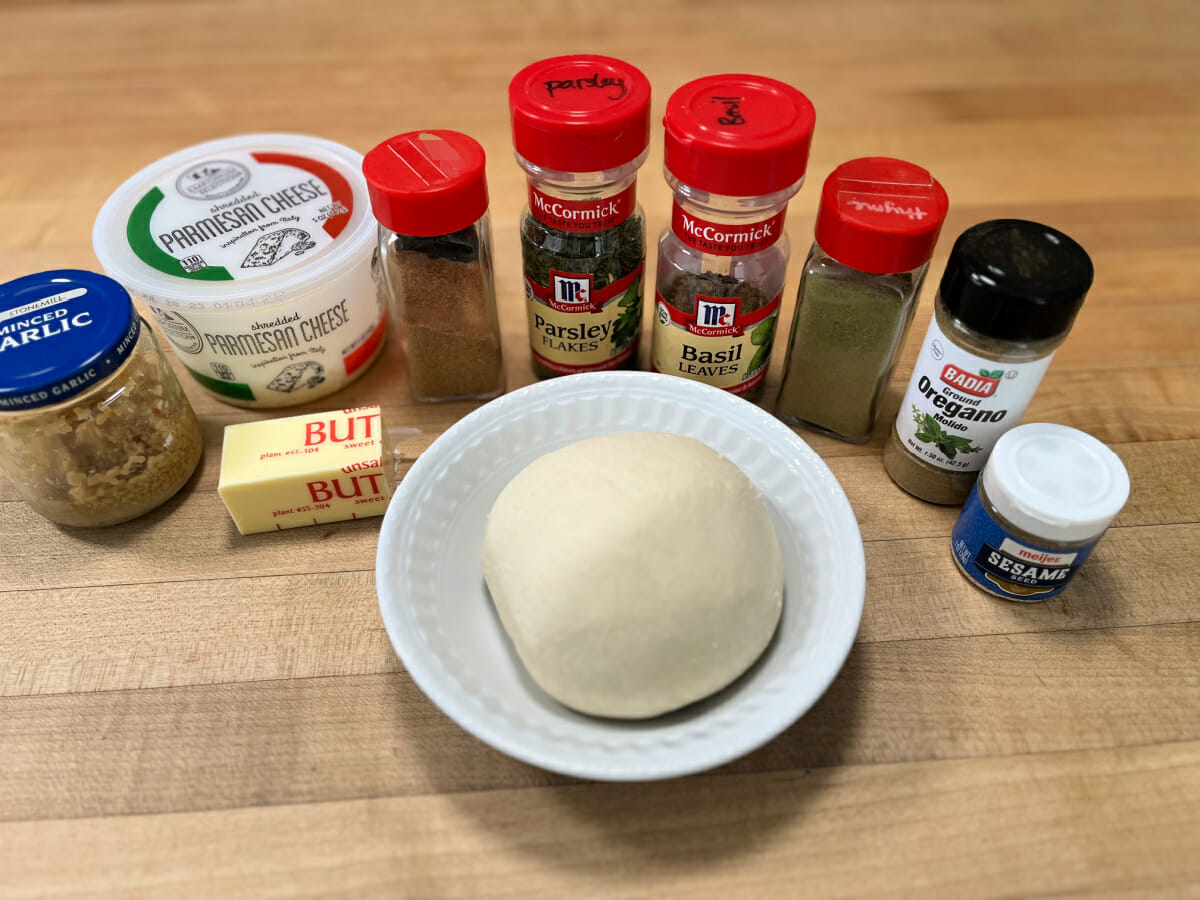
[2,0,1198,896]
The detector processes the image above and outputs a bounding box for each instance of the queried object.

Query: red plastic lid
[663,74,815,197]
[509,55,652,173]
[362,130,489,236]
[814,157,949,274]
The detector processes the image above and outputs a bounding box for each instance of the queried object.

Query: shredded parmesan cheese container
[93,133,387,409]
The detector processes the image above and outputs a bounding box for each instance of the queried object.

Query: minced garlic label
[218,405,392,534]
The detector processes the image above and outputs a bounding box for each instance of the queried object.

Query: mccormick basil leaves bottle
[883,220,1094,505]
[509,56,651,378]
[652,75,815,400]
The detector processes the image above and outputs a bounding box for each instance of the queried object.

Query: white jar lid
[981,423,1130,543]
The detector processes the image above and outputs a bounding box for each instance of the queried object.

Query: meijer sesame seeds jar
[0,270,202,527]
[93,133,386,408]
[950,423,1130,602]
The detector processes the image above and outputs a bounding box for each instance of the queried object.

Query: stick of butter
[218,406,394,534]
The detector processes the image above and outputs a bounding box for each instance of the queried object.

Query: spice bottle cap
[363,131,489,237]
[981,423,1130,543]
[814,157,949,274]
[663,74,815,197]
[509,55,652,173]
[0,270,141,412]
[939,219,1094,342]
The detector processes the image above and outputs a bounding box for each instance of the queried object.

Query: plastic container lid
[814,157,949,274]
[92,133,376,310]
[509,55,652,173]
[939,219,1094,343]
[981,423,1130,543]
[0,270,141,411]
[363,131,489,237]
[663,74,816,197]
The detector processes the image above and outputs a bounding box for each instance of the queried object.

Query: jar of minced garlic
[0,270,203,527]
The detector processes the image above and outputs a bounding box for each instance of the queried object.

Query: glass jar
[0,270,203,526]
[950,423,1129,601]
[363,130,504,402]
[651,74,815,401]
[776,157,949,441]
[509,55,652,378]
[884,220,1094,505]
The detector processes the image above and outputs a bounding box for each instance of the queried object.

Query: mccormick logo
[548,271,599,313]
[531,192,621,224]
[679,213,775,247]
[528,184,634,233]
[940,364,1001,397]
[672,204,786,256]
[688,296,742,337]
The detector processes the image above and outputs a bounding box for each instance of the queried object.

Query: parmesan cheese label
[124,151,355,283]
[123,150,352,282]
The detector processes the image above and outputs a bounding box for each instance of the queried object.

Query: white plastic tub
[93,133,387,408]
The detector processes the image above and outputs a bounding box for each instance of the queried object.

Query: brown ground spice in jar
[386,250,505,400]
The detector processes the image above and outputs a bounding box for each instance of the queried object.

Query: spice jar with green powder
[651,74,815,400]
[509,55,651,377]
[776,157,949,442]
[884,220,1094,505]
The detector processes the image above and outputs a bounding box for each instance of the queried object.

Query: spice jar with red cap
[509,55,652,378]
[363,130,505,402]
[651,74,815,401]
[776,157,949,442]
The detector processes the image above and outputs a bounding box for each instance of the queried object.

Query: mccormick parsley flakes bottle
[884,220,1094,505]
[509,55,652,378]
[652,74,815,400]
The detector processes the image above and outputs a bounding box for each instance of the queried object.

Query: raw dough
[481,432,783,719]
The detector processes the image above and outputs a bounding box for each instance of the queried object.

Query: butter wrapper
[218,405,393,534]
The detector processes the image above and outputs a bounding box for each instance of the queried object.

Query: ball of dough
[481,432,783,719]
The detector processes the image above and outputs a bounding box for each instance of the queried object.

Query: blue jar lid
[0,270,141,412]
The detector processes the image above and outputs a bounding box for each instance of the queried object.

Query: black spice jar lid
[939,219,1094,342]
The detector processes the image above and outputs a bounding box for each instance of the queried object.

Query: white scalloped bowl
[376,372,864,781]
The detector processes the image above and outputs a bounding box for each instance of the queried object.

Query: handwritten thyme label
[842,195,930,221]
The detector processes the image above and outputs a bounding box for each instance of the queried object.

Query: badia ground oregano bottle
[883,219,1094,505]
